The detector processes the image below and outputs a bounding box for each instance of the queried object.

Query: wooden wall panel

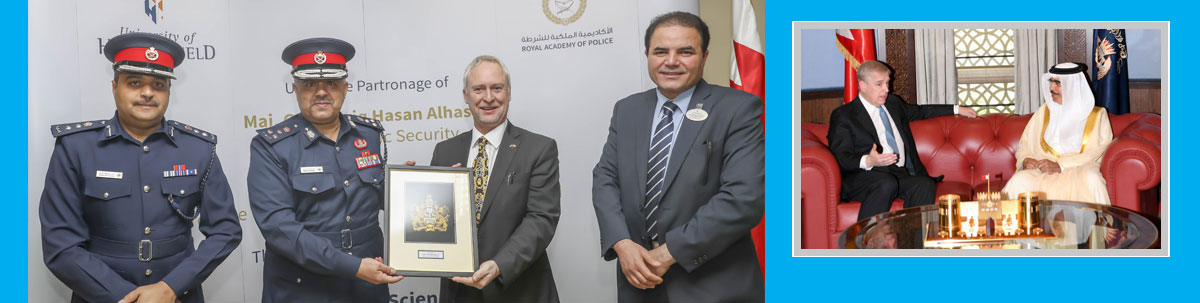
[1129,80,1162,114]
[1058,29,1089,66]
[885,29,917,104]
[800,90,842,124]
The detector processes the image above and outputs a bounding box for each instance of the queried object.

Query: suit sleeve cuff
[491,250,520,285]
[333,253,361,279]
[663,230,703,273]
[492,259,512,286]
[601,237,627,261]
[161,271,194,298]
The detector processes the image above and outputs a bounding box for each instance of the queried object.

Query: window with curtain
[954,29,1016,114]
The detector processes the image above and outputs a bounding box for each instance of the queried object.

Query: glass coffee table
[839,200,1158,249]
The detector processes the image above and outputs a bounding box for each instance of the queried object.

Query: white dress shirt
[857,96,960,170]
[858,95,906,169]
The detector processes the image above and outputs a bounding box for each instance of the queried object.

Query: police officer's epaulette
[169,120,218,144]
[256,123,303,144]
[50,120,108,137]
[346,114,383,132]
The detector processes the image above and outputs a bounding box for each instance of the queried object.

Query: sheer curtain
[1013,29,1057,114]
[913,29,958,105]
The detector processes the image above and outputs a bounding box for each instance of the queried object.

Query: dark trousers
[844,165,937,220]
[440,280,485,303]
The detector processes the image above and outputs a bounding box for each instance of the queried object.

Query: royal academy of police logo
[412,194,449,232]
[543,0,586,26]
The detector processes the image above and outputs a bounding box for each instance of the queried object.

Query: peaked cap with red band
[103,32,185,79]
[281,37,356,80]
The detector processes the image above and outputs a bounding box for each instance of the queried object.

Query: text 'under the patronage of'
[244,106,472,129]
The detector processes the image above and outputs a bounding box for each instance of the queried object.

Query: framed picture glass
[384,165,477,277]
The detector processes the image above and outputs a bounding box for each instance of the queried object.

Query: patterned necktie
[471,137,489,224]
[877,105,900,156]
[644,101,678,241]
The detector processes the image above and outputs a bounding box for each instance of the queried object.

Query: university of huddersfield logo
[543,0,585,25]
[145,0,165,24]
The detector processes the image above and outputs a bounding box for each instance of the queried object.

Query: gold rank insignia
[411,194,450,232]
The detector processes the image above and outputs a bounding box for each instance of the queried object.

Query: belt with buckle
[88,234,192,262]
[313,224,381,250]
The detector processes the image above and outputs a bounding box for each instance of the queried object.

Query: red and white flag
[731,0,764,103]
[731,0,765,276]
[835,29,877,103]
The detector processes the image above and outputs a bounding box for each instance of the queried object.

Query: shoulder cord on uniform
[378,131,388,212]
[168,142,216,223]
[379,131,388,183]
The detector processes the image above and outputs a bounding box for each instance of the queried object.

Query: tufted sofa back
[802,112,1159,189]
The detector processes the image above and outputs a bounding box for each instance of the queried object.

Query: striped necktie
[471,137,489,223]
[644,101,678,241]
[877,105,900,158]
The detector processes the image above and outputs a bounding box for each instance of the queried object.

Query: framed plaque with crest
[384,165,477,277]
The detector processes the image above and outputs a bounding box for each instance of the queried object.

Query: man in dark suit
[593,12,764,302]
[431,55,561,303]
[826,60,977,220]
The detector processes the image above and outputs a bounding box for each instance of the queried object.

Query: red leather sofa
[800,113,1161,249]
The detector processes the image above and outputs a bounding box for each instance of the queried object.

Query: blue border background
[767,1,1184,302]
[8,1,28,300]
[13,0,1190,301]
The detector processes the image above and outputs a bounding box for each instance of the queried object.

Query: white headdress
[1040,62,1095,154]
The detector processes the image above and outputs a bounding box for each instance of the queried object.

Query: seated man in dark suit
[826,60,977,220]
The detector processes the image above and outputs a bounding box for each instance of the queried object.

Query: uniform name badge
[686,104,708,121]
[356,151,382,169]
[96,170,124,179]
[300,166,324,174]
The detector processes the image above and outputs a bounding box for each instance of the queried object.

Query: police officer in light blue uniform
[39,32,242,303]
[247,37,402,303]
